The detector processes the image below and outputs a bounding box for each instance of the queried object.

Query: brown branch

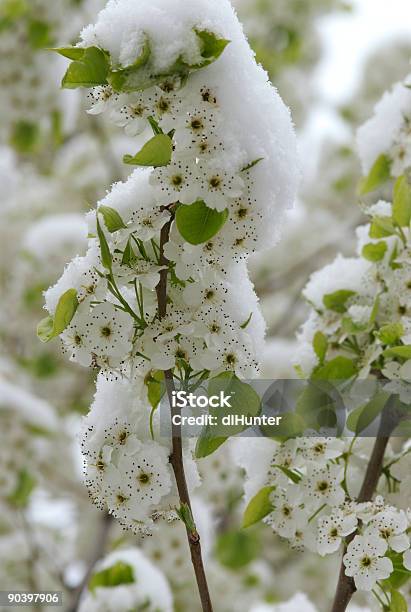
[331,401,400,612]
[155,217,214,612]
[67,512,113,612]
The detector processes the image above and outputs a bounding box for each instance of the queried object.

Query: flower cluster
[41,0,298,533]
[80,374,201,534]
[297,192,411,395]
[236,435,411,593]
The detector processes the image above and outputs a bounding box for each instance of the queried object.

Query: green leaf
[121,238,138,267]
[176,200,229,245]
[359,154,391,195]
[295,381,340,433]
[390,590,407,612]
[53,46,86,60]
[195,373,261,458]
[194,29,231,67]
[37,289,78,343]
[313,331,328,364]
[369,216,396,239]
[383,345,411,360]
[98,206,127,232]
[89,561,134,593]
[377,322,404,345]
[61,46,110,89]
[312,356,357,381]
[145,370,165,410]
[107,38,151,92]
[383,552,411,590]
[9,120,40,154]
[123,134,173,167]
[8,470,36,507]
[215,530,260,570]
[241,158,264,172]
[195,434,227,459]
[240,312,253,330]
[362,241,387,262]
[176,503,197,534]
[97,215,112,270]
[242,486,276,528]
[323,290,355,313]
[346,392,390,434]
[272,465,302,484]
[393,175,411,227]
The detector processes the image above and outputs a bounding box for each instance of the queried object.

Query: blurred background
[0,0,411,610]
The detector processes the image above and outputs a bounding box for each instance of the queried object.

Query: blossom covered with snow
[39,0,299,534]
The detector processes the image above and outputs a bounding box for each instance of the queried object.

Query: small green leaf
[215,530,260,570]
[89,561,134,593]
[176,503,197,534]
[313,331,328,364]
[176,200,229,245]
[362,241,387,262]
[241,158,264,173]
[145,370,165,410]
[98,206,127,232]
[10,120,40,154]
[123,134,173,167]
[377,323,404,345]
[393,175,411,227]
[369,216,396,239]
[53,46,85,60]
[97,215,112,270]
[61,46,110,89]
[346,392,390,434]
[323,290,355,313]
[383,345,411,360]
[8,470,36,507]
[37,289,78,343]
[312,356,357,381]
[359,154,391,195]
[195,373,261,458]
[121,238,138,267]
[272,465,302,484]
[382,551,411,590]
[242,486,276,528]
[108,38,151,92]
[240,312,253,330]
[195,434,227,459]
[194,29,231,67]
[390,590,407,612]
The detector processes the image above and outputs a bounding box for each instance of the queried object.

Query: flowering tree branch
[156,213,213,612]
[331,403,400,612]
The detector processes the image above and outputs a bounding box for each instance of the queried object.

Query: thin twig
[155,216,214,612]
[66,512,113,612]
